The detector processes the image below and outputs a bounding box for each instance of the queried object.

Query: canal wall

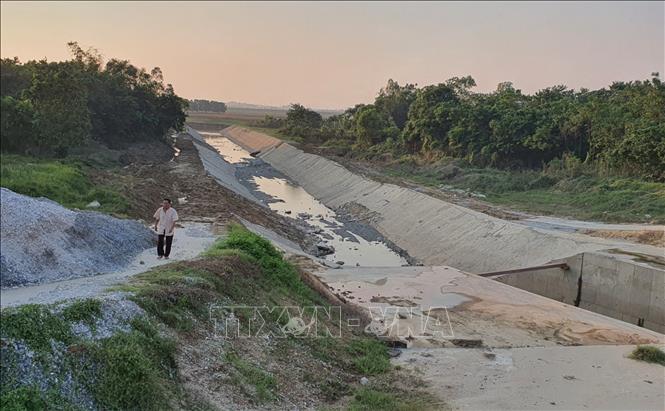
[216,126,665,333]
[220,127,663,273]
[496,251,665,334]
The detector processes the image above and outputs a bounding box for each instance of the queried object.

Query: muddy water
[203,134,407,267]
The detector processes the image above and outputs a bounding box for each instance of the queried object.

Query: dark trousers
[157,234,173,257]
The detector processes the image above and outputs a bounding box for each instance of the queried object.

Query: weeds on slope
[127,224,435,409]
[0,299,178,410]
[0,154,128,214]
[379,157,665,223]
[224,350,277,403]
[78,318,177,410]
[1,225,439,410]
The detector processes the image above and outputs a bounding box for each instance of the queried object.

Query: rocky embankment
[0,188,153,287]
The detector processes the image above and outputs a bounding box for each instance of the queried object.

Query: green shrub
[225,351,277,403]
[61,299,102,326]
[349,388,427,411]
[0,387,76,411]
[630,345,665,366]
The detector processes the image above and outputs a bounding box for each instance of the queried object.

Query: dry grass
[583,229,664,247]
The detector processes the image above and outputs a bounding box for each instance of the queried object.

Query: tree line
[188,99,227,112]
[275,76,664,180]
[1,43,188,156]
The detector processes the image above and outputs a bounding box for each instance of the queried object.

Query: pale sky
[1,1,663,109]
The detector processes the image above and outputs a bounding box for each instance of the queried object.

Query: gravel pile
[0,188,153,287]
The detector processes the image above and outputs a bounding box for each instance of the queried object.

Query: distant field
[187,105,340,124]
[187,109,281,124]
[187,110,295,141]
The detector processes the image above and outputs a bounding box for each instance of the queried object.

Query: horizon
[1,1,663,110]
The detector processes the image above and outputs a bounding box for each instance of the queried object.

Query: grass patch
[77,318,177,410]
[0,387,77,411]
[60,299,102,329]
[629,345,665,366]
[206,224,320,302]
[128,267,221,332]
[349,388,429,411]
[348,339,391,375]
[383,161,665,223]
[225,351,277,403]
[1,303,178,410]
[0,304,73,353]
[0,154,128,214]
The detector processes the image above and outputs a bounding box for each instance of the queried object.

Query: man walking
[153,198,179,259]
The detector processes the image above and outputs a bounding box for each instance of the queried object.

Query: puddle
[439,292,472,308]
[202,132,408,267]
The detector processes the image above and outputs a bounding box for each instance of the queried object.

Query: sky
[1,1,663,109]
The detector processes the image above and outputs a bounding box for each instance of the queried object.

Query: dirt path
[0,222,215,307]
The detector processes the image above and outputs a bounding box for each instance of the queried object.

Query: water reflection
[253,176,407,267]
[201,134,253,164]
[203,132,408,267]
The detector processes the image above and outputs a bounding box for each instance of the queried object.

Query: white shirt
[153,207,179,236]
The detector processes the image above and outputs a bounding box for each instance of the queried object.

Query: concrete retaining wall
[229,134,621,273]
[496,252,665,334]
[496,255,583,306]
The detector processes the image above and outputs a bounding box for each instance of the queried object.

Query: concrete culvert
[1,188,153,287]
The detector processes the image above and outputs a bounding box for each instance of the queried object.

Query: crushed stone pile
[1,188,153,287]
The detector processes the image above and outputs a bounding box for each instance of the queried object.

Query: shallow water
[252,176,407,267]
[204,135,407,267]
[201,134,254,164]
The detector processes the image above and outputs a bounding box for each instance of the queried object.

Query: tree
[0,58,31,98]
[374,79,417,129]
[401,82,465,153]
[0,42,188,154]
[282,104,323,139]
[188,99,227,112]
[0,96,35,153]
[354,105,398,147]
[28,61,91,155]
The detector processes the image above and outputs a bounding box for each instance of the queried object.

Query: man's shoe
[157,256,163,259]
[164,256,169,259]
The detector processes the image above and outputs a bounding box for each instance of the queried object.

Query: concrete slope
[222,126,662,272]
[220,125,282,153]
[318,265,663,347]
